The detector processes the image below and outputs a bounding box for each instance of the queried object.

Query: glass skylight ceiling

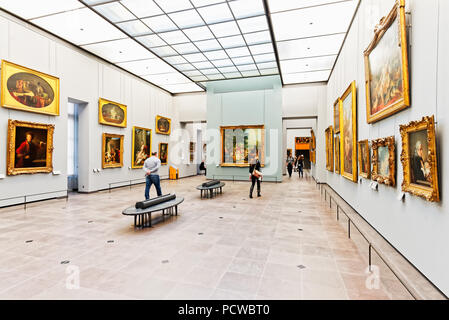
[0,0,360,92]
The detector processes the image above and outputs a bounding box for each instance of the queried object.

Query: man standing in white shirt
[143,151,162,200]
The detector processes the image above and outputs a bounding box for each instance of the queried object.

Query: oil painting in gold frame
[333,98,341,134]
[372,136,395,187]
[335,135,340,174]
[340,81,357,182]
[1,60,60,116]
[358,140,370,179]
[159,143,168,165]
[99,98,127,128]
[155,115,171,135]
[131,126,151,169]
[220,125,265,167]
[325,126,334,172]
[400,116,439,202]
[364,0,410,123]
[7,119,54,176]
[102,133,124,169]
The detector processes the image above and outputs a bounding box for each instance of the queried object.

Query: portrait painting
[221,125,265,167]
[325,126,334,172]
[400,116,439,202]
[358,140,370,179]
[7,120,54,175]
[1,60,59,116]
[334,98,340,133]
[132,126,151,169]
[190,142,195,163]
[159,143,168,165]
[102,133,124,168]
[99,98,127,128]
[372,136,395,187]
[364,0,409,123]
[340,81,357,182]
[156,115,171,135]
[335,135,340,174]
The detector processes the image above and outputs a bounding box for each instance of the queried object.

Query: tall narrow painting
[132,126,151,169]
[340,81,357,182]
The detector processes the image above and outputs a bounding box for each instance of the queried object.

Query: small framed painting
[400,116,439,202]
[371,136,395,187]
[325,126,334,172]
[159,143,168,165]
[333,98,341,134]
[156,115,171,135]
[102,133,124,168]
[99,98,127,128]
[131,126,151,169]
[358,140,371,179]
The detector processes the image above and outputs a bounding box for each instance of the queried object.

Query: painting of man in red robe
[15,129,47,168]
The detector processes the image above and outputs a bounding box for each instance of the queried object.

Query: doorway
[67,102,79,191]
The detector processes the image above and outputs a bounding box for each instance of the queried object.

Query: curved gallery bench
[122,194,184,228]
[196,181,225,199]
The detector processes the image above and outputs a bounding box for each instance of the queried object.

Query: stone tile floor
[0,173,410,299]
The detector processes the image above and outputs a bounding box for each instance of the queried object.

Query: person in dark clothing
[286,154,294,178]
[199,161,206,175]
[249,155,262,198]
[297,155,304,178]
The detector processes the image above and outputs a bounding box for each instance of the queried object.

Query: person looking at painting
[143,151,162,200]
[297,155,304,178]
[249,154,262,198]
[15,131,44,168]
[286,153,294,178]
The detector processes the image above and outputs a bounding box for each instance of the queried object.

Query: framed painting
[102,133,124,168]
[155,115,171,135]
[372,136,395,187]
[1,60,59,116]
[335,135,340,174]
[333,98,341,134]
[131,126,151,169]
[340,81,358,182]
[310,129,316,150]
[364,0,410,123]
[325,126,334,172]
[159,143,168,165]
[400,116,439,202]
[358,140,371,179]
[7,119,54,175]
[99,98,127,128]
[220,125,265,167]
[189,142,195,163]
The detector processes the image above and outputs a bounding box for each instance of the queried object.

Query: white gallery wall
[314,0,449,295]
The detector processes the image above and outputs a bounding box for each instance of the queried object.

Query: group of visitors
[286,154,305,178]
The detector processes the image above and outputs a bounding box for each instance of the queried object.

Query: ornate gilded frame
[358,139,371,179]
[155,115,171,135]
[131,126,151,169]
[400,116,439,202]
[340,81,358,182]
[220,125,265,167]
[334,135,340,174]
[364,0,410,123]
[372,136,396,186]
[102,133,124,169]
[333,98,341,134]
[159,143,168,165]
[98,98,127,128]
[7,119,54,175]
[325,126,334,172]
[311,129,316,150]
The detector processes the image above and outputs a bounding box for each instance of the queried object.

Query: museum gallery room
[0,0,447,302]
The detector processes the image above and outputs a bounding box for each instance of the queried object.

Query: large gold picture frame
[220,125,265,167]
[372,136,396,187]
[333,98,341,134]
[159,143,168,165]
[364,0,410,123]
[7,119,54,175]
[99,98,127,128]
[311,129,316,150]
[155,115,171,135]
[340,81,358,182]
[325,126,334,172]
[1,60,60,116]
[102,133,124,169]
[358,140,371,179]
[335,135,340,174]
[400,116,439,202]
[131,126,151,169]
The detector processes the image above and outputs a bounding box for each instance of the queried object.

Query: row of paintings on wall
[6,119,171,176]
[1,60,172,134]
[326,116,439,203]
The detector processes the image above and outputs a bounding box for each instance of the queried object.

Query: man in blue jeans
[143,151,162,200]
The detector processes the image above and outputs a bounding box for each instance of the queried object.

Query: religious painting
[325,126,334,172]
[131,126,151,169]
[155,115,171,135]
[333,98,341,134]
[189,142,195,163]
[159,143,168,165]
[220,125,265,167]
[335,135,340,174]
[102,133,124,168]
[364,0,410,123]
[340,81,357,182]
[1,60,59,116]
[99,98,127,128]
[400,116,439,202]
[372,136,395,187]
[358,140,370,179]
[7,120,54,175]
